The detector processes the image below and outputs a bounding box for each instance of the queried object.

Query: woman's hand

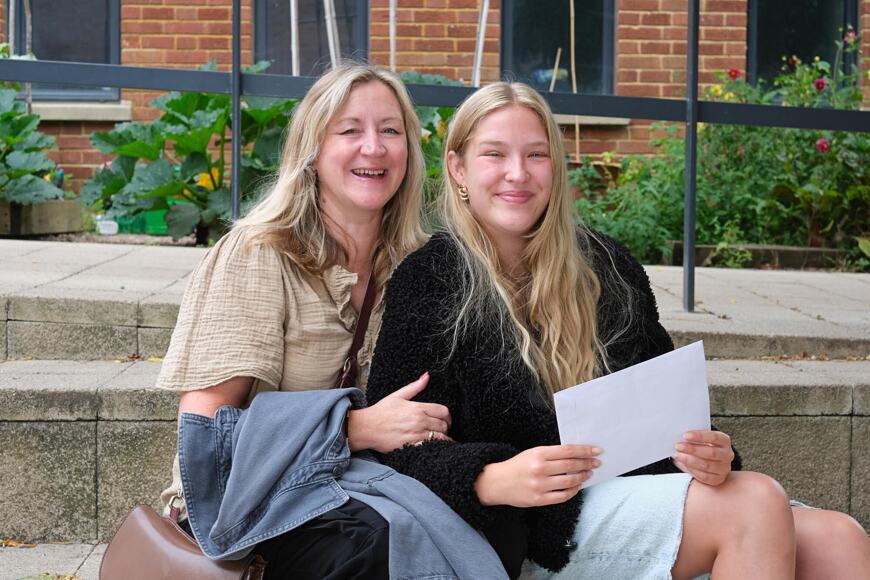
[673,430,734,486]
[474,445,602,508]
[347,372,452,453]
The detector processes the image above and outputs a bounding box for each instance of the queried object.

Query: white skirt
[519,473,694,580]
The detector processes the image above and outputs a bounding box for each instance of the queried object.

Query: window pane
[262,0,366,76]
[30,0,108,64]
[17,0,114,99]
[504,0,609,94]
[755,0,847,84]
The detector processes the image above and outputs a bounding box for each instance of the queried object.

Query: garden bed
[669,242,850,269]
[0,200,85,237]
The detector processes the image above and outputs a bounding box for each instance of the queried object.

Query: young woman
[366,82,870,579]
[156,63,452,579]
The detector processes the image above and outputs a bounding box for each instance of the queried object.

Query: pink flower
[813,77,827,91]
[727,68,740,80]
[816,138,830,154]
[844,31,857,45]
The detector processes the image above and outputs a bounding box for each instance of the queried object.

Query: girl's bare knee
[726,471,790,510]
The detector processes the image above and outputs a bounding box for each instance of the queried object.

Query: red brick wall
[368,0,501,83]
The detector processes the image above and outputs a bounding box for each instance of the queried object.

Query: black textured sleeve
[367,242,523,530]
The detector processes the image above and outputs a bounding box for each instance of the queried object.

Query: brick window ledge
[31,101,132,122]
[554,114,630,126]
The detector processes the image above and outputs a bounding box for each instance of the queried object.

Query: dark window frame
[253,0,369,76]
[747,0,859,86]
[6,0,120,101]
[500,0,615,96]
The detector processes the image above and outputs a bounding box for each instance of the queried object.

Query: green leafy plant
[81,61,295,243]
[0,87,63,205]
[572,31,870,270]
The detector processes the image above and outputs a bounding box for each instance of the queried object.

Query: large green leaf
[856,237,870,259]
[5,150,55,174]
[179,152,210,181]
[15,131,55,152]
[0,114,39,147]
[166,201,201,240]
[251,125,284,166]
[0,88,18,114]
[80,162,134,208]
[121,159,186,202]
[2,174,64,204]
[91,122,165,158]
[114,141,163,161]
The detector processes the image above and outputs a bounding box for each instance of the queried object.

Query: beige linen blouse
[158,227,385,514]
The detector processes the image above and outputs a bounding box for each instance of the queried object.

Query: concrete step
[3,240,870,361]
[1,358,869,545]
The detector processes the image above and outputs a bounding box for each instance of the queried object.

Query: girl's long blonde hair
[235,62,426,285]
[440,82,609,399]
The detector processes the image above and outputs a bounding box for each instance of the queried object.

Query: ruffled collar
[322,263,359,330]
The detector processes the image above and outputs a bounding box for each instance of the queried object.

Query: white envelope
[554,341,710,488]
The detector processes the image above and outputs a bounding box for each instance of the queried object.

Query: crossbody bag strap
[336,268,378,388]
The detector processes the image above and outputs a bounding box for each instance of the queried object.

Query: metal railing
[1,0,869,311]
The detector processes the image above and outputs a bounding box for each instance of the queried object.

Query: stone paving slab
[707,359,862,416]
[6,321,138,361]
[8,290,140,326]
[0,543,100,580]
[0,361,173,421]
[3,359,868,421]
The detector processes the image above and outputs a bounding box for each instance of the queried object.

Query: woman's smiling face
[314,80,408,221]
[447,104,553,246]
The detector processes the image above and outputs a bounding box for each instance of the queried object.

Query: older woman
[156,63,452,579]
[366,82,870,579]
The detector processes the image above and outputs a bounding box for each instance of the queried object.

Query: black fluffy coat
[366,231,739,575]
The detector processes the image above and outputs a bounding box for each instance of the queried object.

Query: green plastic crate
[144,209,168,235]
[116,214,146,234]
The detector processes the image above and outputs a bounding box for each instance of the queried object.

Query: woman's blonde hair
[235,62,426,284]
[440,82,609,399]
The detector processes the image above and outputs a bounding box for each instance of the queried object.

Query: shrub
[572,30,870,268]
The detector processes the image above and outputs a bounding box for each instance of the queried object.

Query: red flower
[813,77,827,91]
[816,138,830,154]
[727,68,740,80]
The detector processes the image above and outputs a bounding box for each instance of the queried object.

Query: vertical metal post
[290,0,300,76]
[683,0,700,312]
[324,0,341,69]
[389,0,397,72]
[471,0,489,87]
[231,0,241,220]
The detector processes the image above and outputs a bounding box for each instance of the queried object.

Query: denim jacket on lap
[178,388,507,580]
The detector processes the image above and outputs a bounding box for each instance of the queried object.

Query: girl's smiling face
[447,105,553,247]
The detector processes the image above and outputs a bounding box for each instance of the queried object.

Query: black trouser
[181,498,390,580]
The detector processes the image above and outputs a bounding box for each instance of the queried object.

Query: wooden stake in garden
[389,0,397,72]
[549,47,562,93]
[289,0,300,75]
[472,0,490,87]
[570,0,579,160]
[323,0,341,69]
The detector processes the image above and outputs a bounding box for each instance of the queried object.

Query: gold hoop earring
[457,184,469,202]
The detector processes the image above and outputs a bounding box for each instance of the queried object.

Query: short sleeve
[156,228,287,392]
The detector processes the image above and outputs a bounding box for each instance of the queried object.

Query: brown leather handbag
[99,500,266,580]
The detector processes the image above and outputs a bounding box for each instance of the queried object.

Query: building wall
[1,0,868,193]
